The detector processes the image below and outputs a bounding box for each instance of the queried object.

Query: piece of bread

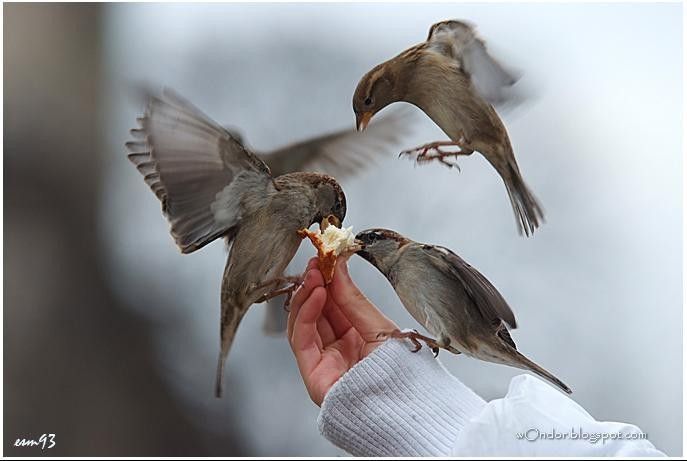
[298,223,358,283]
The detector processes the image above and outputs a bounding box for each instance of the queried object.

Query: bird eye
[364,97,373,106]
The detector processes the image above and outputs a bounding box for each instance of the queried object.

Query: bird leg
[375,329,461,357]
[254,275,304,310]
[399,140,474,170]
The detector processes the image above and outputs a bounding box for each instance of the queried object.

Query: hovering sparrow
[353,19,543,236]
[126,89,347,397]
[223,110,413,335]
[355,228,571,394]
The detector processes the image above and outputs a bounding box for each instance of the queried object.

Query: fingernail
[305,258,317,273]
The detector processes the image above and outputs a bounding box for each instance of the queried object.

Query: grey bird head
[300,173,347,228]
[355,228,410,274]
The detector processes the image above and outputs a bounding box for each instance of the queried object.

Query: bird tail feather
[215,352,227,398]
[509,349,572,394]
[503,160,544,237]
[215,306,247,398]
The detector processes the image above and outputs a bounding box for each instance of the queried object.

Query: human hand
[287,257,398,406]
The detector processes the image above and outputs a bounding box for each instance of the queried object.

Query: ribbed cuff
[317,338,487,456]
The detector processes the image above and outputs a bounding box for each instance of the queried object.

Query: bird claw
[417,150,462,171]
[255,275,304,307]
[375,328,457,356]
[399,142,467,171]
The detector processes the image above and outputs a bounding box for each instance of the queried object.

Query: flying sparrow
[353,19,543,236]
[126,89,347,397]
[355,228,571,394]
[223,109,413,335]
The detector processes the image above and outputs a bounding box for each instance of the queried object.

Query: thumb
[329,257,396,339]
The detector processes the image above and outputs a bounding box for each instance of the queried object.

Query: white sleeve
[317,338,487,456]
[454,374,664,456]
[317,339,665,457]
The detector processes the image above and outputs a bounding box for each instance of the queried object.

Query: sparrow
[355,228,571,394]
[126,89,347,397]
[353,19,544,236]
[224,109,413,335]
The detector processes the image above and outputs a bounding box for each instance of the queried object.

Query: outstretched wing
[126,89,274,253]
[427,19,517,105]
[260,108,413,179]
[422,244,517,329]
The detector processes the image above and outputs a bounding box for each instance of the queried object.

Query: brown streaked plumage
[353,19,543,237]
[224,109,413,335]
[355,228,571,394]
[127,89,347,397]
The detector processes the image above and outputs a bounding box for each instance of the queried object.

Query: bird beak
[322,215,342,229]
[355,241,374,263]
[346,239,364,254]
[356,112,373,131]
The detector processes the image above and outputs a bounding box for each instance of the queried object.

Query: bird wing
[259,108,412,179]
[421,244,517,329]
[127,88,275,254]
[426,20,517,105]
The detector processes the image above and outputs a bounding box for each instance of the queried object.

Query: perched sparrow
[126,89,347,397]
[353,19,543,236]
[224,110,413,335]
[355,228,571,394]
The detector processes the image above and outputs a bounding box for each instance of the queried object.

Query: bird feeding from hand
[355,228,571,394]
[127,89,348,398]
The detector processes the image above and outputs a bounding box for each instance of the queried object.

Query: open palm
[288,257,397,406]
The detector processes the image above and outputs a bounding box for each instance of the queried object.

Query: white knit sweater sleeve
[317,339,665,457]
[317,338,486,456]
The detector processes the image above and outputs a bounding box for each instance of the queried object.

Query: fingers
[316,315,337,346]
[287,258,324,339]
[288,256,331,376]
[305,257,319,272]
[290,286,327,379]
[329,258,397,340]
[322,296,352,339]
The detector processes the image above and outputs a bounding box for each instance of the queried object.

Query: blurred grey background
[5,2,682,456]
